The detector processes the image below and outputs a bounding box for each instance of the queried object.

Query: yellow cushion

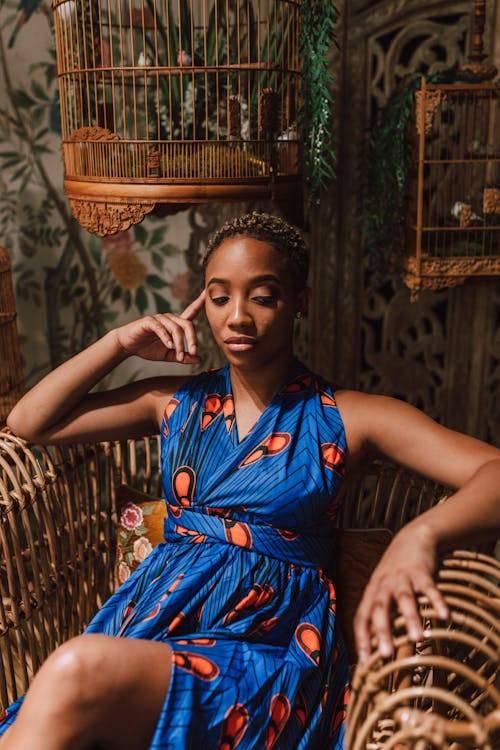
[115,485,167,586]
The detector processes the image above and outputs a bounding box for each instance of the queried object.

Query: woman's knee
[36,634,114,711]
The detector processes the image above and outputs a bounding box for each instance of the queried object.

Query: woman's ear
[297,287,312,318]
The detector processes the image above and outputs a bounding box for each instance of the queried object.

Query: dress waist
[163,503,333,569]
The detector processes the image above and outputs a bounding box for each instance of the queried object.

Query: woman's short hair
[203,211,309,289]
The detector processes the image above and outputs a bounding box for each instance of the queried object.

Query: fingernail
[177,352,184,362]
[166,341,173,349]
[409,626,422,641]
[379,640,392,657]
[189,345,197,355]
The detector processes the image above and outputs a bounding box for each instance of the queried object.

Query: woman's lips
[224,337,257,352]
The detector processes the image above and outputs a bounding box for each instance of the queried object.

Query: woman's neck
[229,353,295,409]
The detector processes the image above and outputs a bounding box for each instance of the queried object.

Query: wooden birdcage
[403,76,500,299]
[0,247,24,425]
[52,0,302,235]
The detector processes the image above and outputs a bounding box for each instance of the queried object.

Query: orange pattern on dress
[277,528,299,541]
[172,651,219,681]
[320,443,345,475]
[172,465,196,506]
[201,394,223,430]
[222,394,235,433]
[223,518,253,549]
[223,583,274,625]
[166,611,186,634]
[247,617,279,637]
[330,684,350,737]
[295,622,322,666]
[281,374,312,393]
[319,391,337,409]
[218,704,249,749]
[162,398,180,437]
[239,432,291,468]
[176,637,216,646]
[174,524,207,544]
[266,694,291,749]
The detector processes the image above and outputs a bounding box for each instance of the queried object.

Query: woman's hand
[354,523,450,663]
[115,291,206,364]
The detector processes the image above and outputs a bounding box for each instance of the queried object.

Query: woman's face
[204,235,306,371]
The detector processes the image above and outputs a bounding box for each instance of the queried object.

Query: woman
[1,211,499,750]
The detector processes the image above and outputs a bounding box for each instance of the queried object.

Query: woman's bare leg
[0,634,172,750]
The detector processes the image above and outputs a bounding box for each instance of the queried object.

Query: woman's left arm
[336,391,500,663]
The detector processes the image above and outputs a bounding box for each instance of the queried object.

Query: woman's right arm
[6,293,205,445]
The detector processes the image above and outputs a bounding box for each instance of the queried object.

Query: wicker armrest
[0,429,162,708]
[346,550,500,749]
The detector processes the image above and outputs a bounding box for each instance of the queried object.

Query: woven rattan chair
[0,429,498,748]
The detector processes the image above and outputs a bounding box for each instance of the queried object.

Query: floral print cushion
[115,485,167,586]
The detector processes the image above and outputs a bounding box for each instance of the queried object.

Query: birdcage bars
[403,76,500,299]
[52,0,302,236]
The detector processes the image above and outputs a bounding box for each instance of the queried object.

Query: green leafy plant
[298,0,339,202]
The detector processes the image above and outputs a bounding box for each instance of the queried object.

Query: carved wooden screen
[307,0,499,445]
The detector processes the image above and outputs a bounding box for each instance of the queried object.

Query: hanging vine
[299,0,339,203]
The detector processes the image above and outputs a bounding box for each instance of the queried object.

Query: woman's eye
[253,295,276,306]
[210,296,229,306]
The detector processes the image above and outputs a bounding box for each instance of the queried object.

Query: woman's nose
[228,298,252,326]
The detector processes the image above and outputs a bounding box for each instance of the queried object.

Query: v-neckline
[223,359,303,447]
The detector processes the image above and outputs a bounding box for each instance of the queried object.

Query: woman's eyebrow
[207,274,281,287]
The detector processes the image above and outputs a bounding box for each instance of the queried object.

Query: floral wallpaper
[0,0,234,391]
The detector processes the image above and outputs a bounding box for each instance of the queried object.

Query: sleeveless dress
[0,360,350,749]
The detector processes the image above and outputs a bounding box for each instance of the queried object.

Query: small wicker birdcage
[52,0,302,235]
[403,76,500,299]
[0,247,24,425]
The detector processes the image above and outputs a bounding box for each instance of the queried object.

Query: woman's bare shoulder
[333,389,499,487]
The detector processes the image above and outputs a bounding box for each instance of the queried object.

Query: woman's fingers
[181,289,206,321]
[366,586,394,658]
[162,291,205,360]
[168,315,198,360]
[147,317,176,353]
[354,583,379,663]
[422,581,450,621]
[355,572,450,663]
[117,293,206,362]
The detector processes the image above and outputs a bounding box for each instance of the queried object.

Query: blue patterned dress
[0,360,350,748]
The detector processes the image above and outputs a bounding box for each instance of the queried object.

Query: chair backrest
[0,431,161,705]
[0,247,24,425]
[336,457,450,532]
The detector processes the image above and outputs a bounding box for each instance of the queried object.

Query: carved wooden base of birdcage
[65,176,303,236]
[403,256,500,301]
[346,550,500,750]
[68,197,156,237]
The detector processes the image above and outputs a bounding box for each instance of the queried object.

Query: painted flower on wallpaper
[101,230,133,255]
[102,224,184,316]
[103,230,147,290]
[170,270,192,305]
[107,249,148,290]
